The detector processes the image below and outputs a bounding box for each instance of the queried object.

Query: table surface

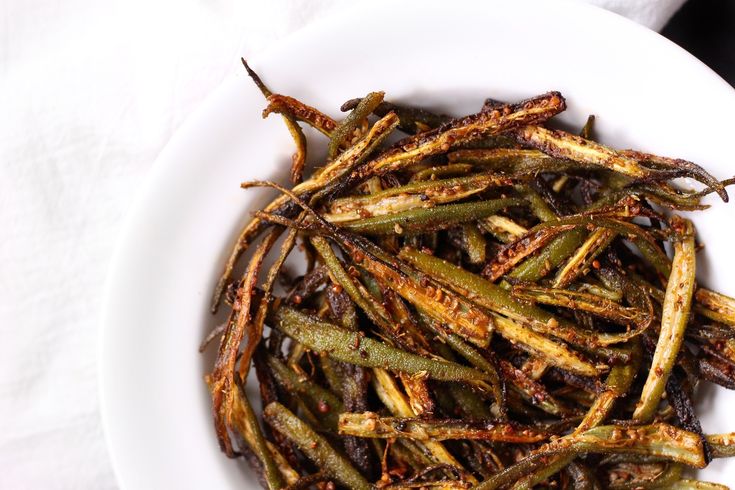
[663,0,735,86]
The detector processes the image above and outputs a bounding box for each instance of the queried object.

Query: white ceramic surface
[100,0,735,487]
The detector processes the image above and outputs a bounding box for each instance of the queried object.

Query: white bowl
[100,0,735,487]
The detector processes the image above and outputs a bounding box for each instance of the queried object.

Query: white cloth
[0,0,685,488]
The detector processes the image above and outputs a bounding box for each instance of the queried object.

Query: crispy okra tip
[201,60,735,489]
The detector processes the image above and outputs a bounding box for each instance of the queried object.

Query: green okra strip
[382,288,435,356]
[599,455,673,470]
[319,354,344,398]
[326,173,511,223]
[338,412,549,443]
[273,307,490,382]
[266,354,343,431]
[409,163,474,181]
[509,228,588,282]
[262,94,336,137]
[477,449,571,489]
[631,183,709,210]
[342,198,524,235]
[328,91,384,160]
[499,359,576,417]
[553,227,617,288]
[707,432,735,458]
[591,219,670,277]
[264,402,371,490]
[459,223,487,264]
[633,217,696,423]
[448,148,583,177]
[310,235,391,329]
[620,149,728,202]
[512,125,645,179]
[231,386,285,490]
[516,125,727,201]
[511,285,653,332]
[696,305,735,329]
[483,225,574,281]
[351,92,566,180]
[495,315,604,376]
[518,184,558,222]
[476,424,706,490]
[578,281,624,302]
[631,177,735,211]
[514,126,728,202]
[481,215,528,243]
[695,288,735,327]
[606,463,683,490]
